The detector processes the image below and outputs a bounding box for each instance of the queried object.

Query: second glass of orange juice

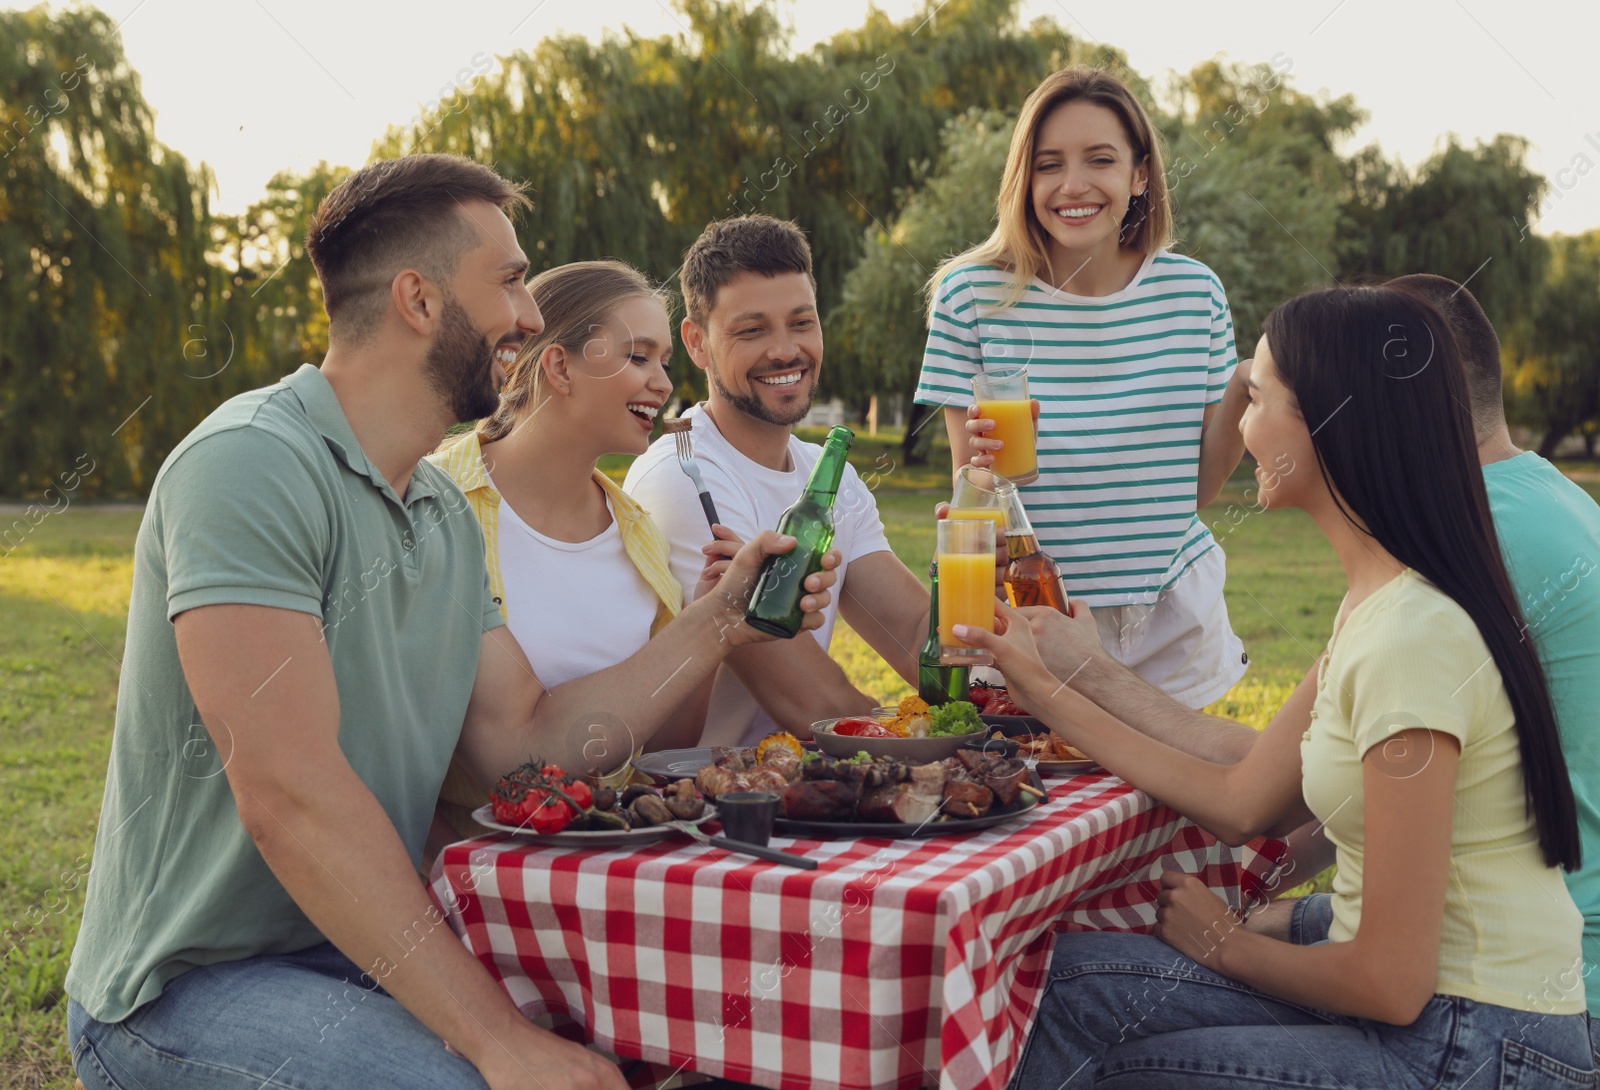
[947,465,1015,529]
[972,365,1038,484]
[937,518,996,666]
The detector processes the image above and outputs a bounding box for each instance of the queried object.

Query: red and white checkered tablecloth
[430,772,1285,1090]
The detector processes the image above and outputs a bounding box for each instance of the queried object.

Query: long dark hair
[1263,286,1578,871]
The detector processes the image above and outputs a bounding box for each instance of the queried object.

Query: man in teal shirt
[64,154,839,1090]
[1389,273,1600,1020]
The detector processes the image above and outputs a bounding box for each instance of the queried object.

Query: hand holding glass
[971,366,1038,484]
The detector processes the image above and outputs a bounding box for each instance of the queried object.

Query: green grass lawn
[1,509,135,1088]
[5,462,1597,1087]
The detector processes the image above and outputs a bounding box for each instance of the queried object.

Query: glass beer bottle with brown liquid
[999,489,1069,613]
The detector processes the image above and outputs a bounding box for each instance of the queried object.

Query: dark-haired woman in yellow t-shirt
[963,285,1593,1088]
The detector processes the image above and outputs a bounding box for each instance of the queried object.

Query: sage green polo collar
[281,363,440,507]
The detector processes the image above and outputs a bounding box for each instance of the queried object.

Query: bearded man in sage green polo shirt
[64,154,839,1090]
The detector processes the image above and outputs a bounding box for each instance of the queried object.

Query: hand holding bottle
[745,426,853,638]
[702,531,840,648]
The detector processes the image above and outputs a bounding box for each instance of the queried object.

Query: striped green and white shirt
[914,252,1237,607]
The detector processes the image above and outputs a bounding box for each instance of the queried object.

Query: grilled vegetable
[833,717,893,738]
[662,778,705,821]
[755,731,804,763]
[629,793,675,827]
[619,784,657,807]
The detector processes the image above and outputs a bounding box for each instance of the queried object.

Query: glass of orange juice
[972,365,1038,485]
[947,465,1015,529]
[937,518,997,667]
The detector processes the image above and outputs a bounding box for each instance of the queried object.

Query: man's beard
[424,296,500,424]
[706,347,819,428]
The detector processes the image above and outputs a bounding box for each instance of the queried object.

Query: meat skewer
[702,740,1035,825]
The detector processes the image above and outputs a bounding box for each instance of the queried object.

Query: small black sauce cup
[717,792,781,846]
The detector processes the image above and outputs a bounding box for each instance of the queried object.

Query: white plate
[1035,758,1100,777]
[470,803,716,848]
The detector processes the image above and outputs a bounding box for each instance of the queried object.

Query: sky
[33,0,1600,235]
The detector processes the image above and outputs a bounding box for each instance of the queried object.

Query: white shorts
[1089,545,1248,708]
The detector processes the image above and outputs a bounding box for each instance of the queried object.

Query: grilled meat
[782,779,859,821]
[954,749,1028,807]
[856,762,946,824]
[941,764,995,817]
[696,764,743,799]
[698,736,807,799]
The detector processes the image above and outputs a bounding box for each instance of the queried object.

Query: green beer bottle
[744,425,854,638]
[918,560,970,705]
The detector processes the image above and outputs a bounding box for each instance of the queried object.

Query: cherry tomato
[528,794,573,835]
[563,781,593,810]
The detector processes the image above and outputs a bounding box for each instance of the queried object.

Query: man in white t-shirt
[626,215,929,745]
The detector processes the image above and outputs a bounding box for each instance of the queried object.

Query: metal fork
[666,418,722,531]
[664,817,818,869]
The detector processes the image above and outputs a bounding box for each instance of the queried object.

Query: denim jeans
[67,943,489,1089]
[1290,890,1336,946]
[1010,916,1596,1089]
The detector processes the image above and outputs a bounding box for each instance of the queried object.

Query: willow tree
[208,163,346,399]
[1338,135,1547,333]
[0,6,216,496]
[373,0,1075,399]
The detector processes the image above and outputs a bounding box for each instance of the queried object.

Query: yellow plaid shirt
[427,432,683,834]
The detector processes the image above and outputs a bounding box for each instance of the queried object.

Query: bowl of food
[811,695,987,762]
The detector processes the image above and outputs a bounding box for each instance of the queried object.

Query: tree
[1160,59,1361,350]
[2,1,1583,498]
[0,6,216,496]
[1337,135,1548,334]
[375,0,1075,399]
[831,108,1013,464]
[1506,230,1600,457]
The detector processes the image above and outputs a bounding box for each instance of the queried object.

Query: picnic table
[430,771,1285,1090]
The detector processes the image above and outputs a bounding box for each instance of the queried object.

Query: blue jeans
[1011,904,1595,1089]
[1290,889,1337,946]
[67,943,489,1089]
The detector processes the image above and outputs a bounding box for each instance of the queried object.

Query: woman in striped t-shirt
[914,66,1251,708]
